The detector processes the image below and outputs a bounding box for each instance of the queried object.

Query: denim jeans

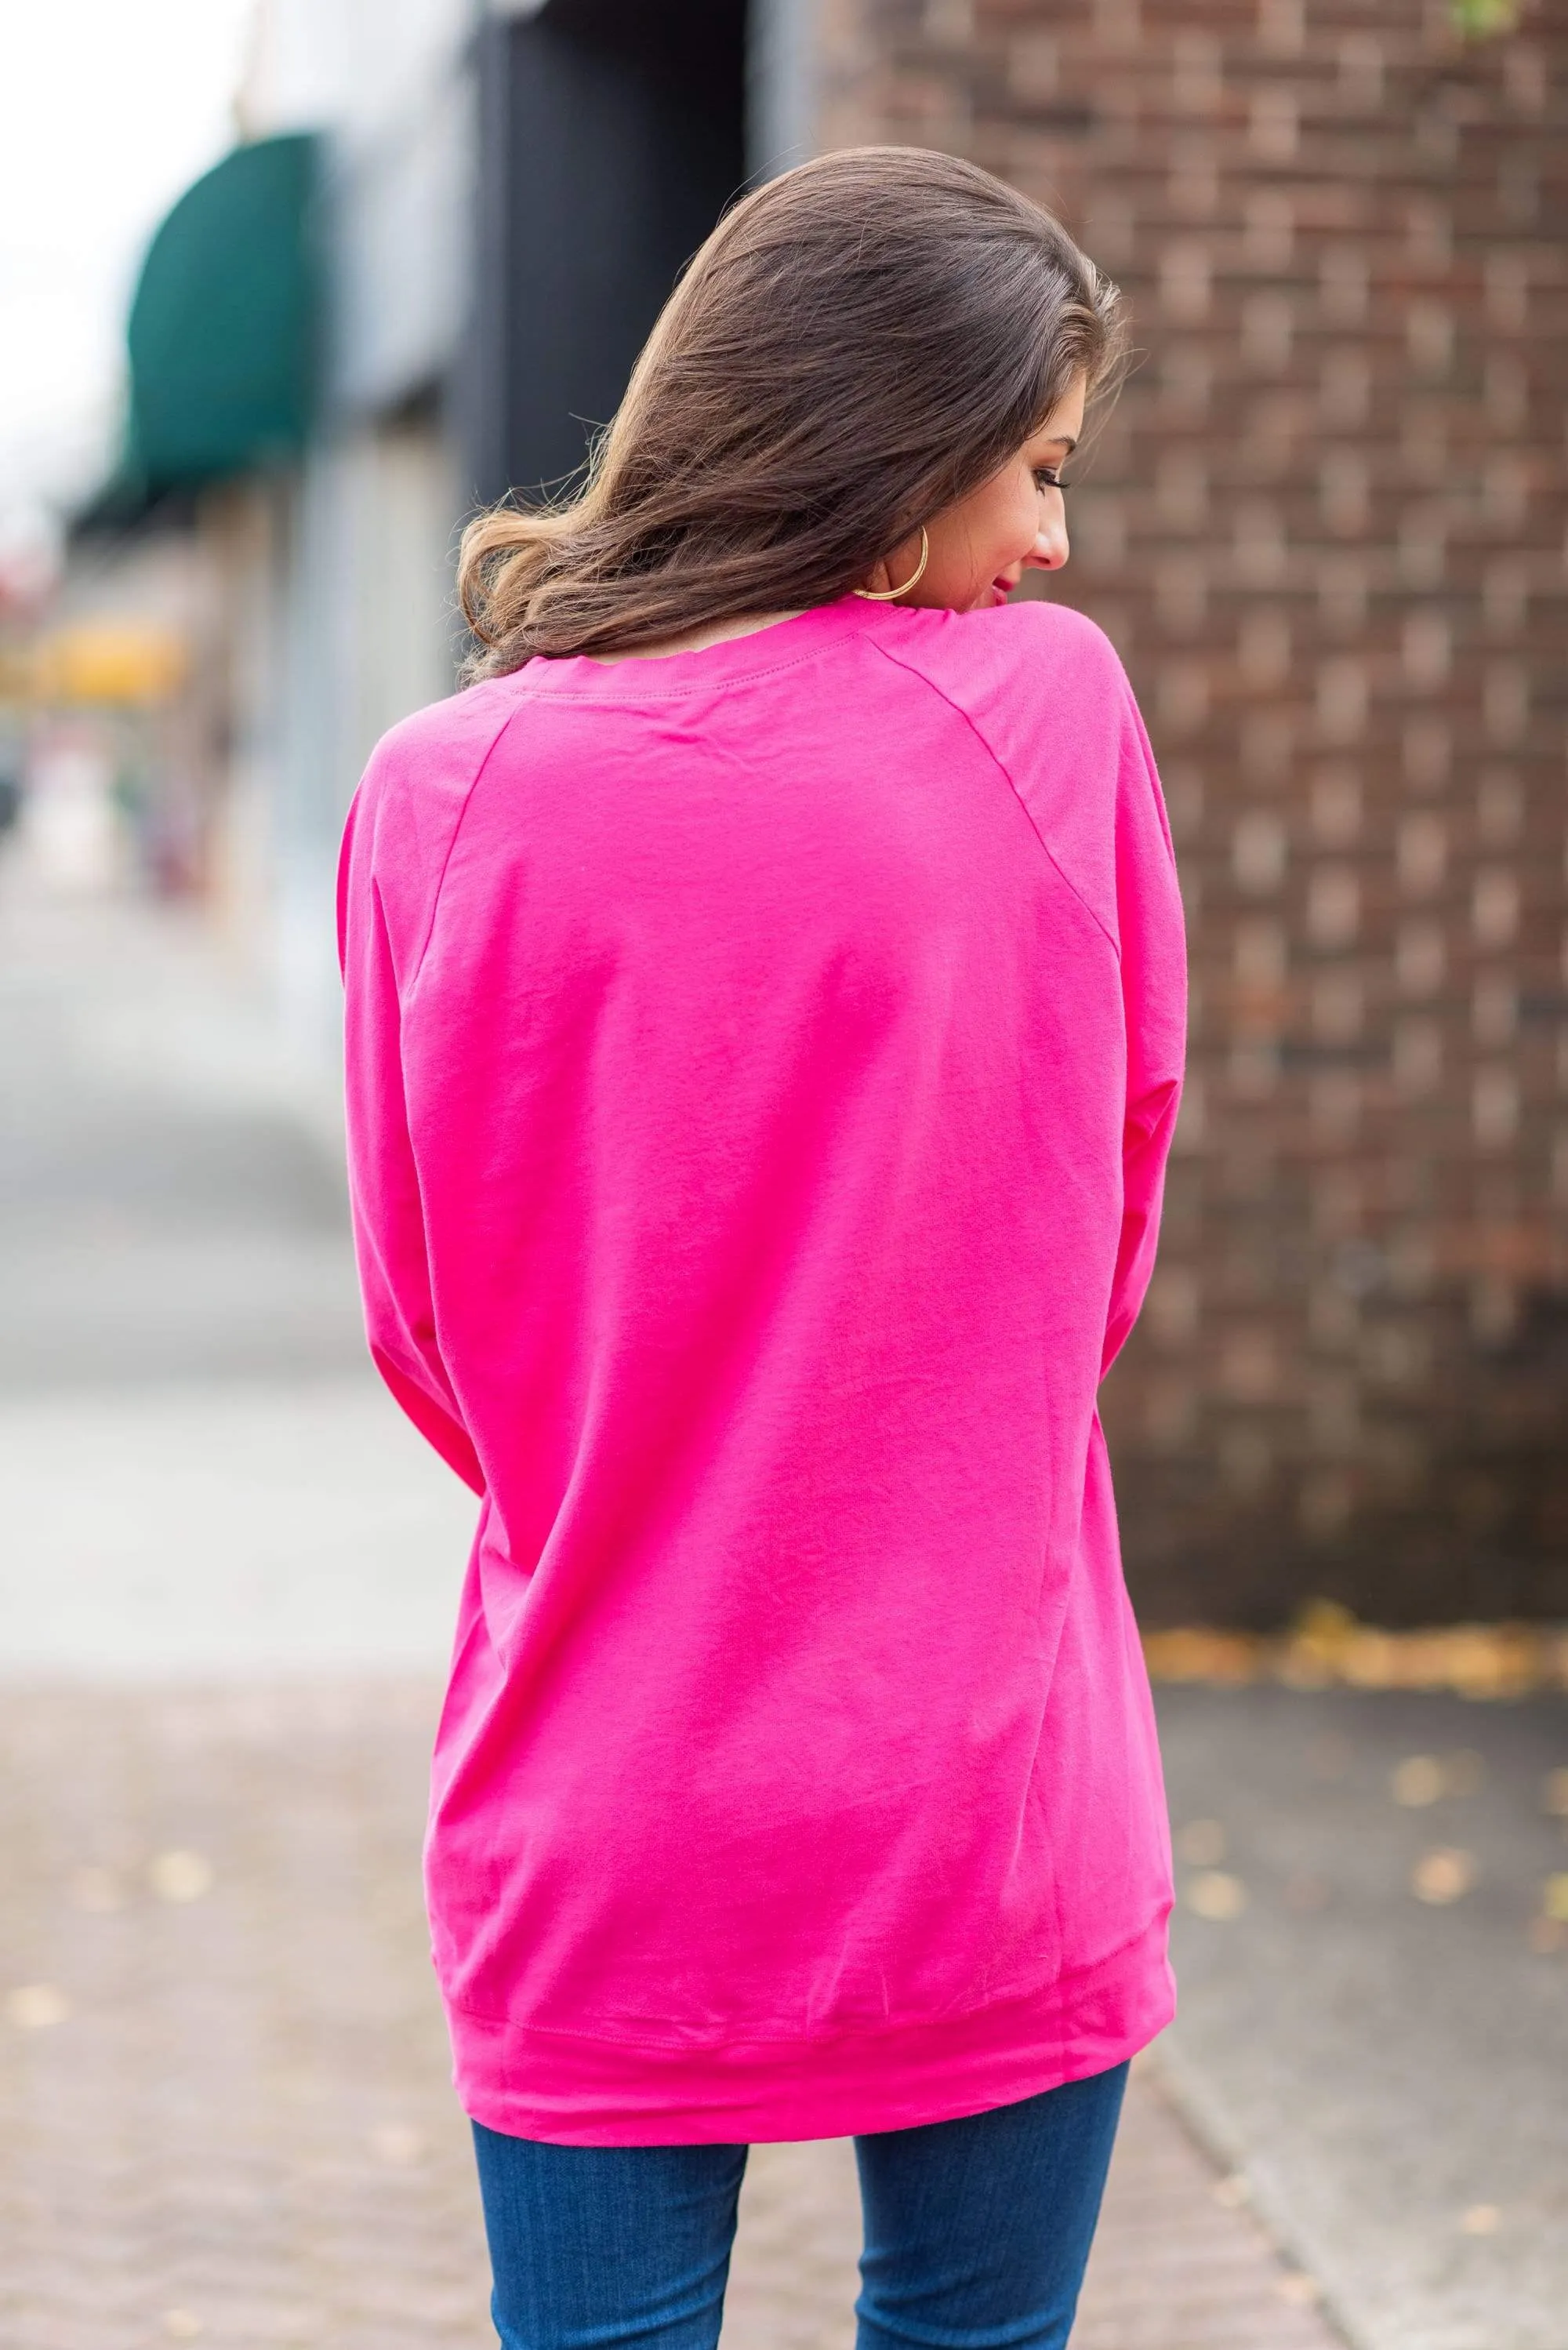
[472,2062,1128,2350]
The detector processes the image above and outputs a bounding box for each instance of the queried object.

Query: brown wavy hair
[457,147,1122,674]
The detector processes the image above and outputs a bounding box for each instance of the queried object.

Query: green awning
[78,133,321,528]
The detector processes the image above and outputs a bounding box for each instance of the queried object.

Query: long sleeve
[1101,687,1187,1377]
[337,790,485,1495]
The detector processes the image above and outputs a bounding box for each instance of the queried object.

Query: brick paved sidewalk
[0,1684,1341,2350]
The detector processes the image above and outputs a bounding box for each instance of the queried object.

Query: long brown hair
[457,147,1121,674]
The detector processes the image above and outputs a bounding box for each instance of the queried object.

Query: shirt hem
[446,1912,1174,2146]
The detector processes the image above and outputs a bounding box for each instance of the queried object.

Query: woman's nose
[1025,510,1069,572]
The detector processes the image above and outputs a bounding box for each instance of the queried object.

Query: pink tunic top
[339,595,1186,2145]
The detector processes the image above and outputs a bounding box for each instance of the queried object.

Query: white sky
[0,0,258,565]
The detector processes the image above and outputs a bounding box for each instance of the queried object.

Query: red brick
[821,0,1568,1623]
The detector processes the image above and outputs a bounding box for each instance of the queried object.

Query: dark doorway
[466,0,749,506]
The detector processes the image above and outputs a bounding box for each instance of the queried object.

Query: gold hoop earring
[854,526,930,602]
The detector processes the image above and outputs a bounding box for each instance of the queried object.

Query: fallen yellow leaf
[1143,1619,1568,1698]
[1188,1870,1248,1920]
[6,1983,70,2029]
[1412,1848,1475,1905]
[148,1851,214,1904]
[1143,1629,1260,1684]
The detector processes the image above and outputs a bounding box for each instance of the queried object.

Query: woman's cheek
[1010,488,1044,565]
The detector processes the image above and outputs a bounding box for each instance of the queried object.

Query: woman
[339,147,1185,2350]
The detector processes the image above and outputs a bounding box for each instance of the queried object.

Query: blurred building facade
[74,0,779,1041]
[69,0,1565,1624]
[182,0,475,1043]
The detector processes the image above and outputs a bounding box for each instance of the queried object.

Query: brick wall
[816,0,1568,1624]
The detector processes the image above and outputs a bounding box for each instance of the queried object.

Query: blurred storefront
[69,4,471,1044]
[65,0,786,1045]
[59,0,1566,1625]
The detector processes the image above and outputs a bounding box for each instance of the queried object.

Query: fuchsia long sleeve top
[339,594,1186,2145]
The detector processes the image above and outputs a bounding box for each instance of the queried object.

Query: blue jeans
[472,2063,1128,2350]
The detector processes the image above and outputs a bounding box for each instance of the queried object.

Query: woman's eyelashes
[1033,468,1069,492]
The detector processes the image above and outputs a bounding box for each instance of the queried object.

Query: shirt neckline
[511,597,891,700]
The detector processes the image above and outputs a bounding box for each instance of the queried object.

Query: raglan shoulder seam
[866,634,1120,961]
[399,694,532,993]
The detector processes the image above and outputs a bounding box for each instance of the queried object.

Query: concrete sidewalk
[1158,1684,1568,2350]
[0,1681,1340,2350]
